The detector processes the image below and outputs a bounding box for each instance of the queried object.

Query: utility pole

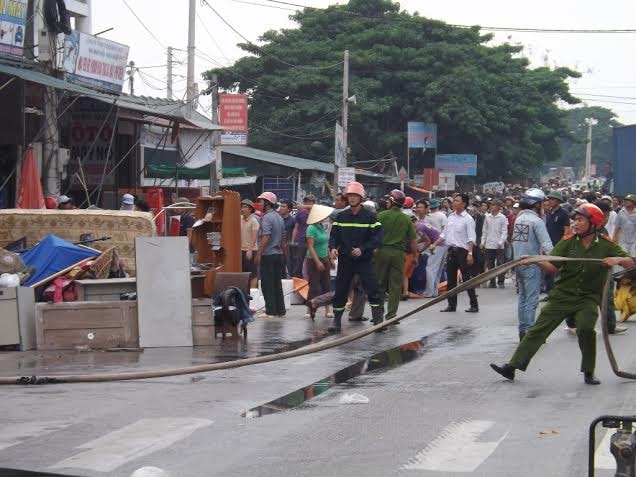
[127,61,135,95]
[186,0,196,117]
[167,47,174,100]
[584,117,598,181]
[335,49,349,196]
[210,74,221,193]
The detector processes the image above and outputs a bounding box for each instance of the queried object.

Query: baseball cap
[122,193,135,205]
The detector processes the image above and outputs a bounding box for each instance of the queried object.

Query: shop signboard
[337,167,355,187]
[435,154,477,176]
[0,0,28,57]
[219,94,248,145]
[62,31,129,92]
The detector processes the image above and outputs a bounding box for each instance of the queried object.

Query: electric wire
[120,0,166,49]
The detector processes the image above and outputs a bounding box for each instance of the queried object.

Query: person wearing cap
[305,204,335,320]
[290,194,315,279]
[328,181,384,332]
[480,198,508,288]
[120,193,135,211]
[600,196,618,238]
[613,194,636,256]
[424,198,447,233]
[376,190,418,319]
[256,191,287,318]
[544,190,571,296]
[240,199,260,289]
[491,203,634,385]
[57,195,74,210]
[469,198,486,278]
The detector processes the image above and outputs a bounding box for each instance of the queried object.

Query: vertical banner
[423,168,439,191]
[408,122,437,148]
[0,0,28,57]
[219,94,248,145]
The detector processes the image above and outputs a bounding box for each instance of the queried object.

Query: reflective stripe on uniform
[332,222,382,228]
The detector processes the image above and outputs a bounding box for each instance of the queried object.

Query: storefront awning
[0,62,222,131]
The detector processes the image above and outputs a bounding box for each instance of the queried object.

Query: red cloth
[17,148,45,209]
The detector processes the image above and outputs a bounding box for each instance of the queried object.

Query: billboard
[219,94,248,145]
[435,154,477,176]
[0,0,28,57]
[408,122,437,149]
[62,31,129,92]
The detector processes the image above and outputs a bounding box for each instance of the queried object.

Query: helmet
[547,190,564,202]
[257,191,277,205]
[343,181,365,198]
[573,203,604,227]
[520,188,546,206]
[387,189,406,207]
[624,193,636,204]
[404,196,414,208]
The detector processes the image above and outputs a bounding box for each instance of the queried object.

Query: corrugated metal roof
[219,146,335,173]
[0,62,222,131]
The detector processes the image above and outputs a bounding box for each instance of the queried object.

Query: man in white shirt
[480,199,509,288]
[432,193,479,313]
[425,199,448,232]
[614,193,636,256]
[601,196,618,238]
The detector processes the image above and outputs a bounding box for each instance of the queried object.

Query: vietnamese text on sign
[0,0,28,57]
[435,154,477,176]
[219,94,248,132]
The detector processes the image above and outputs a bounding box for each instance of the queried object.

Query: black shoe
[584,373,601,385]
[348,316,369,322]
[327,313,343,333]
[465,306,479,313]
[498,283,505,289]
[488,283,497,288]
[490,363,515,381]
[440,306,456,312]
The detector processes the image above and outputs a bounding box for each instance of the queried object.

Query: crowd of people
[235,181,635,386]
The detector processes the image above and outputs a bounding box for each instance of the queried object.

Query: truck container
[612,124,636,196]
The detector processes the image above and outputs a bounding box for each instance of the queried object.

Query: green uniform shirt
[550,232,628,305]
[377,207,416,251]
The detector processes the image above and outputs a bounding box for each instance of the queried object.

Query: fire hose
[0,256,629,385]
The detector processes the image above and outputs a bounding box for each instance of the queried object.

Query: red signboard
[423,168,439,191]
[219,94,248,132]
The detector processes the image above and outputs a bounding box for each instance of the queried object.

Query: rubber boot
[371,305,386,333]
[327,310,344,333]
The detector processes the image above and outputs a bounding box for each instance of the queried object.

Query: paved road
[1,284,635,476]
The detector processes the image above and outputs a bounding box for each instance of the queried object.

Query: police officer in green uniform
[491,203,635,385]
[376,190,418,323]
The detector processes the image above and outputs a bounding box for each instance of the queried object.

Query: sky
[92,0,636,125]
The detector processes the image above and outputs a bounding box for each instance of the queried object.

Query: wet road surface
[1,283,636,476]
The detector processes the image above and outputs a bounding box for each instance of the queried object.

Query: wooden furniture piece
[75,278,137,301]
[192,298,213,346]
[190,191,242,297]
[0,287,36,350]
[35,301,139,350]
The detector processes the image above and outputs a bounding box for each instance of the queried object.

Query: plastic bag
[339,393,370,405]
[0,273,20,288]
[0,249,25,274]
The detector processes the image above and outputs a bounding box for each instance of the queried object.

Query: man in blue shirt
[544,190,571,296]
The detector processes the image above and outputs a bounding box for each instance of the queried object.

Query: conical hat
[307,204,334,224]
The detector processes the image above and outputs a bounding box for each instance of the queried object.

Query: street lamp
[583,117,598,181]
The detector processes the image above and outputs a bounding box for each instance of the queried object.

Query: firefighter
[490,204,635,385]
[328,181,384,333]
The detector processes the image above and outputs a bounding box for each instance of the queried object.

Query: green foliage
[204,0,581,180]
[556,106,622,174]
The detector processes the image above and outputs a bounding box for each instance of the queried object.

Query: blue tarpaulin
[21,234,100,286]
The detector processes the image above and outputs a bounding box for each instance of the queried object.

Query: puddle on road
[242,327,472,418]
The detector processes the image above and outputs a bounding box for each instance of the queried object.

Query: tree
[204,0,580,180]
[556,106,621,177]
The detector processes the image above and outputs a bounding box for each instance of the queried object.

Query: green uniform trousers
[375,247,404,320]
[606,279,617,333]
[510,297,599,374]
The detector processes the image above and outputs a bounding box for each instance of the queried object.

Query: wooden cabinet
[191,191,242,296]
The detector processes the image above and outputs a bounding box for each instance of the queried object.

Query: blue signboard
[0,0,28,57]
[408,122,437,149]
[435,154,478,176]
